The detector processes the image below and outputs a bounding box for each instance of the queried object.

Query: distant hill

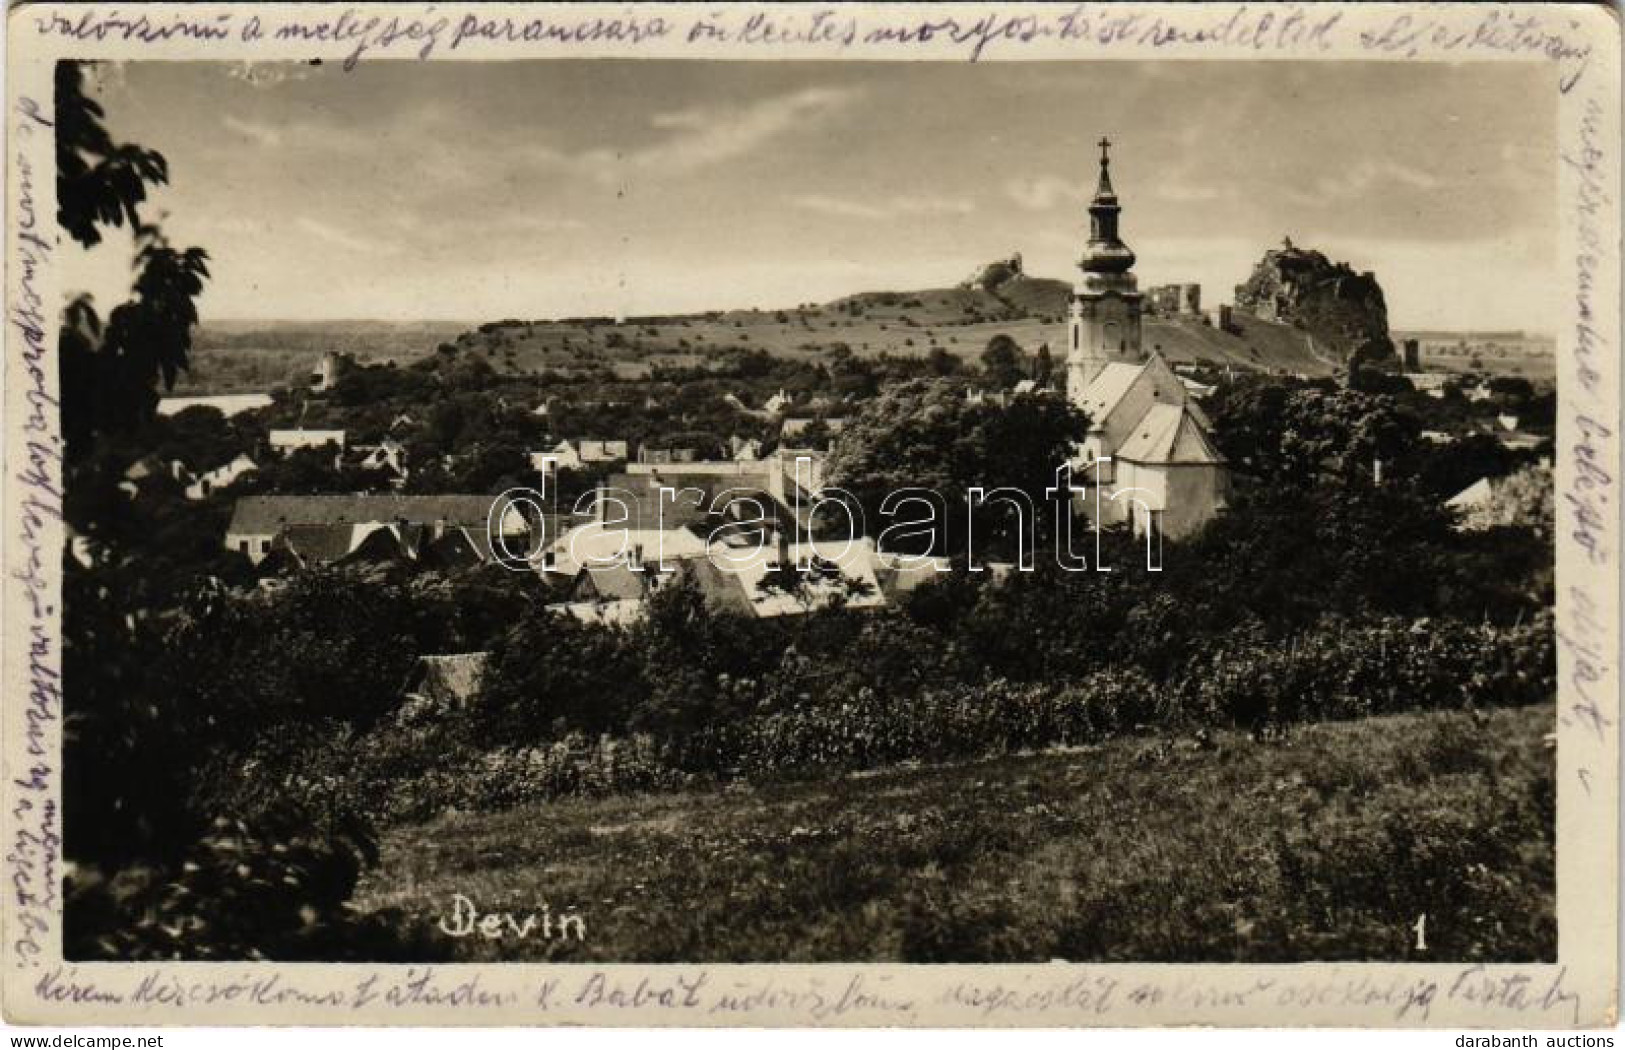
[177,319,472,394]
[440,263,1335,379]
[180,249,1355,394]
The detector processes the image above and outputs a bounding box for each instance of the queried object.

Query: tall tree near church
[1032,343,1055,387]
[981,333,1026,389]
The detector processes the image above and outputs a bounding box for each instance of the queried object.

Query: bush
[64,812,443,962]
[1175,613,1554,733]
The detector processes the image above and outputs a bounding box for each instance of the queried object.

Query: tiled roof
[1076,362,1144,423]
[228,494,508,535]
[599,475,713,530]
[271,524,356,564]
[1115,404,1226,465]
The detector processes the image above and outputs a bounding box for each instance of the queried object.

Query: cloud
[519,86,863,188]
[295,216,392,254]
[222,115,283,149]
[639,86,859,173]
[791,193,974,221]
[1004,175,1078,211]
[1286,160,1444,206]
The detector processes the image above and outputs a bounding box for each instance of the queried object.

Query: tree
[55,61,168,248]
[1032,343,1055,387]
[1209,380,1418,490]
[826,379,1089,557]
[756,555,875,613]
[926,347,961,377]
[980,333,1026,389]
[57,61,210,452]
[477,609,643,745]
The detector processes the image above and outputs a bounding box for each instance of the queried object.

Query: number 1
[1413,913,1428,951]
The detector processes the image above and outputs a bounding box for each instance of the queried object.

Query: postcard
[3,0,1619,1029]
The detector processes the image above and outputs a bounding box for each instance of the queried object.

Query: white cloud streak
[295,216,392,254]
[791,193,975,221]
[1004,175,1079,211]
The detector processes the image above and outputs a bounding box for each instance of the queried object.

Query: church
[1066,139,1230,541]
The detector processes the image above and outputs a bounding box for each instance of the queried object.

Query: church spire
[1081,136,1135,276]
[1066,136,1144,394]
[1094,136,1117,199]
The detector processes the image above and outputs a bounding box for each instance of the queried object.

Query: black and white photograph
[46,53,1566,965]
[4,0,1620,1033]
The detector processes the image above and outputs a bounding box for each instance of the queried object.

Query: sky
[65,59,1558,332]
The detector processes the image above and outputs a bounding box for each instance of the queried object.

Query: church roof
[1076,362,1145,424]
[1116,403,1226,466]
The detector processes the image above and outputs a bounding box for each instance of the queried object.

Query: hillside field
[352,703,1554,964]
[176,278,1343,393]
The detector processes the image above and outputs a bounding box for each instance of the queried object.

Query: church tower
[1067,138,1144,396]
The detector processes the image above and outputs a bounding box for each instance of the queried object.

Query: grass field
[353,703,1555,964]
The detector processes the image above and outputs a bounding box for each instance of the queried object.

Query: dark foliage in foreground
[65,811,446,962]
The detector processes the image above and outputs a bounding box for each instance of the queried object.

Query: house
[579,439,629,463]
[350,440,409,483]
[1012,379,1039,395]
[543,521,710,578]
[532,440,583,473]
[617,455,823,537]
[546,537,889,623]
[417,526,497,571]
[1446,477,1495,514]
[714,536,887,618]
[638,445,700,465]
[1403,372,1451,396]
[268,429,346,455]
[226,493,530,566]
[185,453,258,500]
[763,389,792,416]
[120,455,190,497]
[730,436,763,461]
[400,653,489,713]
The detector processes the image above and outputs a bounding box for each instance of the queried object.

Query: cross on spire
[1093,136,1117,199]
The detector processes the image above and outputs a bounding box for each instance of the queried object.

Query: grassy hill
[352,702,1553,963]
[442,275,1334,378]
[176,273,1343,394]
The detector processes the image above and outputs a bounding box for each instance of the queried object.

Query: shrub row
[360,613,1554,818]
